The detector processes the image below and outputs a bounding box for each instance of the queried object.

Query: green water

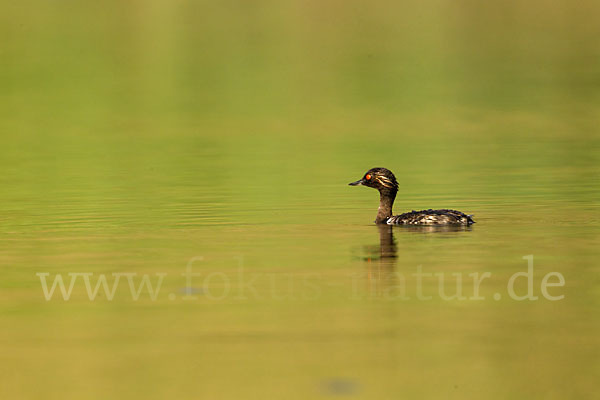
[1,1,599,399]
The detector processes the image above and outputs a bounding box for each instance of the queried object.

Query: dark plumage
[349,167,475,226]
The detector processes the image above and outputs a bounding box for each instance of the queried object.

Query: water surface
[1,1,599,399]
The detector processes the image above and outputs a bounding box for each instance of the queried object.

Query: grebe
[349,167,475,225]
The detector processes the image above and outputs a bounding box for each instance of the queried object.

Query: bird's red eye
[365,174,372,180]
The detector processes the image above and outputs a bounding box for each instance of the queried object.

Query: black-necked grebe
[349,167,475,225]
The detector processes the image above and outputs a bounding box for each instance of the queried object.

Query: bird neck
[376,189,396,224]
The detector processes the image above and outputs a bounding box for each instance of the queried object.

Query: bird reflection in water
[361,225,398,298]
[360,224,472,298]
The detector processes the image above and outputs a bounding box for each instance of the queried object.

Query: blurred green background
[1,1,599,399]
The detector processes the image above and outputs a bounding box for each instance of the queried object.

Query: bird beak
[348,179,364,186]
